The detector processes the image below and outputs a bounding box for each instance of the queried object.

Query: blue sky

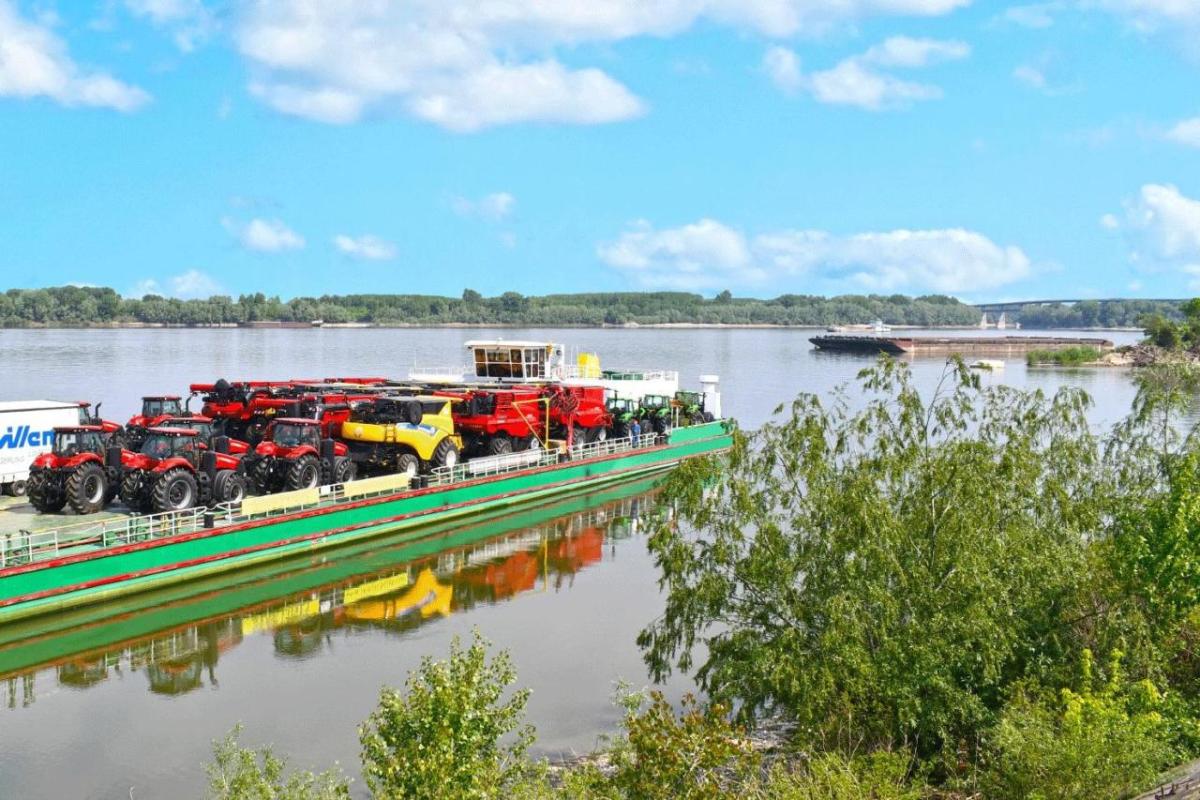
[2,0,1200,302]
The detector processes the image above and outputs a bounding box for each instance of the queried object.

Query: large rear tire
[332,456,356,484]
[212,470,248,504]
[121,471,150,512]
[28,471,66,513]
[432,438,459,469]
[285,455,321,490]
[66,462,108,515]
[486,436,513,456]
[151,468,199,513]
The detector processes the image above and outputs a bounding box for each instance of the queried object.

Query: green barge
[0,421,732,624]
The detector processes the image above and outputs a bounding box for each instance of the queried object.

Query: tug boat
[0,342,733,623]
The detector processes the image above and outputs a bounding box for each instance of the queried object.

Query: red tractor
[75,401,125,441]
[242,418,355,494]
[158,416,251,455]
[117,427,247,513]
[125,395,186,449]
[27,425,123,514]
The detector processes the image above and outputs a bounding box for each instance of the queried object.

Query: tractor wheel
[585,426,607,444]
[249,457,275,494]
[285,455,321,491]
[121,472,150,512]
[702,411,715,423]
[403,401,423,426]
[212,470,248,504]
[432,438,459,469]
[611,420,629,439]
[5,479,27,497]
[151,468,199,513]
[652,416,669,436]
[66,462,108,515]
[332,456,356,484]
[28,471,66,513]
[395,453,420,479]
[487,436,513,456]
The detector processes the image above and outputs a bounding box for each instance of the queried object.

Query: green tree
[358,631,535,800]
[639,359,1102,757]
[462,288,483,303]
[206,726,350,800]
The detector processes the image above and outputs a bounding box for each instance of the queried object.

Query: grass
[1026,346,1104,366]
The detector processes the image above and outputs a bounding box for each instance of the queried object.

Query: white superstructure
[410,340,682,403]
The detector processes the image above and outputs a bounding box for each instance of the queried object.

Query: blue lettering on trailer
[0,427,54,449]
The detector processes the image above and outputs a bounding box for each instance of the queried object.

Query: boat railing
[1,430,672,570]
[408,365,469,381]
[0,506,208,569]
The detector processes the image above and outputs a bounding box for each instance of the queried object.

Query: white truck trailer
[0,401,83,496]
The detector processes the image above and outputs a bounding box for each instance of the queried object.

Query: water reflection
[1,477,662,710]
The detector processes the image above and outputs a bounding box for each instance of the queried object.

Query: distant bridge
[972,298,1185,315]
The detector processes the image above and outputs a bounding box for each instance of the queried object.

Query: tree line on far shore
[0,286,1185,329]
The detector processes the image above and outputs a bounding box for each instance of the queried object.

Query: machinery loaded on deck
[0,341,733,622]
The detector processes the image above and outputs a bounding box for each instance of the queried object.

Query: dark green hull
[0,422,730,623]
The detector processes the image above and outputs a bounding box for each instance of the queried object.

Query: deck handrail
[0,429,676,570]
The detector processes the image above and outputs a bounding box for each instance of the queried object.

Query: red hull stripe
[0,455,677,608]
[0,442,677,579]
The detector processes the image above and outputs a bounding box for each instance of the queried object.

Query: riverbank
[1028,342,1200,368]
[0,321,1150,332]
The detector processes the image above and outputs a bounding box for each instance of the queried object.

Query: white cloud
[452,191,516,220]
[1100,213,1120,229]
[1166,117,1200,148]
[809,59,942,109]
[1094,0,1200,31]
[599,219,1029,292]
[762,46,803,93]
[1013,64,1047,90]
[234,0,970,130]
[771,36,969,110]
[130,269,221,298]
[598,218,763,289]
[0,0,150,111]
[1113,184,1200,270]
[124,0,215,52]
[1000,3,1061,28]
[334,233,397,261]
[861,36,970,67]
[223,217,306,252]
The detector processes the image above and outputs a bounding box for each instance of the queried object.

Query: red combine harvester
[27,425,124,514]
[438,387,547,456]
[242,418,355,493]
[117,427,247,513]
[190,380,302,444]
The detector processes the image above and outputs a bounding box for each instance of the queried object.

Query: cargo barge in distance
[809,334,1115,356]
[0,342,734,624]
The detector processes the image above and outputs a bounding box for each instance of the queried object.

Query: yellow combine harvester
[340,396,463,476]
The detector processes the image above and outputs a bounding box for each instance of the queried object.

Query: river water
[0,327,1145,798]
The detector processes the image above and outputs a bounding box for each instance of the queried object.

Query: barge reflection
[1,477,663,707]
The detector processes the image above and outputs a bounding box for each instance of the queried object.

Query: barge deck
[809,334,1114,356]
[0,421,732,623]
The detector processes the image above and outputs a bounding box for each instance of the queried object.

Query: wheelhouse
[465,341,561,381]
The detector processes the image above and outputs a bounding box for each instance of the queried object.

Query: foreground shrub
[206,725,349,800]
[358,631,534,800]
[984,650,1178,800]
[758,752,921,800]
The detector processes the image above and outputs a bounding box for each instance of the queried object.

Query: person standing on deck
[631,418,641,447]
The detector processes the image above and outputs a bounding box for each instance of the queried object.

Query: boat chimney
[699,374,721,419]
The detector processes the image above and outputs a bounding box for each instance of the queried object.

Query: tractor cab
[161,416,215,439]
[139,427,201,461]
[141,396,184,418]
[269,418,323,450]
[50,426,109,457]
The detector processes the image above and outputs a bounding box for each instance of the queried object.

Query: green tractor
[638,394,674,435]
[674,390,715,426]
[606,396,639,438]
